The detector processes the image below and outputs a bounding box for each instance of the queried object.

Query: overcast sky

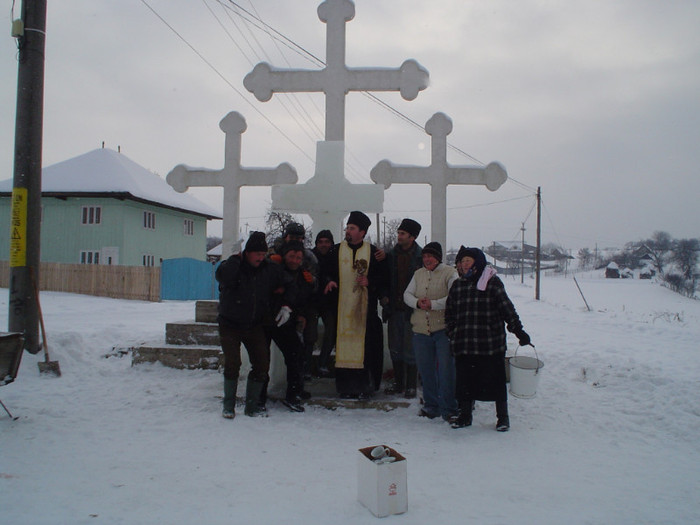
[2,0,699,252]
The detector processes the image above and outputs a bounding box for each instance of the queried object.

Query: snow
[0,148,221,218]
[1,273,699,524]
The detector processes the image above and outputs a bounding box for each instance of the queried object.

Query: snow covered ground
[1,273,699,524]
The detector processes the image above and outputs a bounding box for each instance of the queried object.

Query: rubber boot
[404,364,418,399]
[222,377,238,419]
[496,400,510,432]
[384,361,405,395]
[450,399,473,429]
[244,377,268,417]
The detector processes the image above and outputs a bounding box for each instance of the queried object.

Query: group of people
[215,211,532,432]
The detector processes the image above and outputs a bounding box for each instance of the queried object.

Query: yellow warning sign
[10,187,27,267]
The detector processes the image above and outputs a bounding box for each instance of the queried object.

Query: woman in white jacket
[403,242,459,421]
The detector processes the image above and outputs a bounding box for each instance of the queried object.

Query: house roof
[0,148,221,219]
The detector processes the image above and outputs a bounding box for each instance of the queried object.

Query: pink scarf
[477,265,497,291]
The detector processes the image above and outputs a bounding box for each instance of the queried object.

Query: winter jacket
[404,263,458,335]
[215,252,295,329]
[385,242,423,314]
[445,274,523,356]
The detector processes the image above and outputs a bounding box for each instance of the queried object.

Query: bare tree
[641,230,673,276]
[578,247,593,269]
[671,238,700,280]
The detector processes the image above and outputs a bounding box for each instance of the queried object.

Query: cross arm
[244,63,328,102]
[166,165,223,193]
[347,60,429,100]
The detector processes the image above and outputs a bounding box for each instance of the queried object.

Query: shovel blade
[38,360,61,377]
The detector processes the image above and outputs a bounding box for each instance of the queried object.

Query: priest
[323,211,388,399]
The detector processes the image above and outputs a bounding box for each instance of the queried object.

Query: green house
[0,148,221,266]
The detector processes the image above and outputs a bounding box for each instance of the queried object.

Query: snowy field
[1,273,699,524]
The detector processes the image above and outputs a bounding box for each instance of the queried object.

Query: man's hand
[374,249,386,262]
[324,281,338,294]
[356,275,369,287]
[302,270,314,283]
[417,297,432,310]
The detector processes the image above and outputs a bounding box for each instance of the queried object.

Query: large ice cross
[243,0,429,236]
[371,112,508,248]
[166,111,297,257]
[244,0,429,141]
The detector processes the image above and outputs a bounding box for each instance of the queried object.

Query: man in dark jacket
[265,240,316,412]
[216,231,294,419]
[309,229,336,376]
[381,218,423,398]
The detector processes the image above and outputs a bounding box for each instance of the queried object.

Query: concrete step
[195,300,218,323]
[166,321,219,346]
[132,343,222,370]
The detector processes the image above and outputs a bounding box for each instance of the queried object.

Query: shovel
[30,269,61,377]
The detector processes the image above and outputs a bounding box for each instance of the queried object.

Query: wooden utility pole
[535,187,542,300]
[8,0,47,353]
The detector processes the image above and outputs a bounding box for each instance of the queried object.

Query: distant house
[0,148,221,266]
[605,262,621,278]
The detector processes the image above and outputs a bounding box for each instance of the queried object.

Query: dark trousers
[219,324,270,383]
[266,322,304,399]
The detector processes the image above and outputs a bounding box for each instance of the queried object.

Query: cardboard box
[357,445,407,517]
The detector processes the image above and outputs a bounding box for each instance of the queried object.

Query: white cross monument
[370,112,508,248]
[166,111,297,256]
[243,0,429,235]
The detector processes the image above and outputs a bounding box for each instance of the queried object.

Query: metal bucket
[509,346,543,399]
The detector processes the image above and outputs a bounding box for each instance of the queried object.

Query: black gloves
[515,329,531,346]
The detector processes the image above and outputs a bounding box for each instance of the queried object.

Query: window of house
[183,218,194,236]
[80,250,100,264]
[81,206,102,225]
[142,254,155,267]
[143,211,156,230]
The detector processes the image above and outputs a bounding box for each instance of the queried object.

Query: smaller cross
[167,111,297,256]
[370,112,507,248]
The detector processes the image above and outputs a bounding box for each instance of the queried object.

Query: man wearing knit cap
[404,241,459,420]
[323,211,388,399]
[309,230,337,376]
[215,231,295,419]
[381,218,423,398]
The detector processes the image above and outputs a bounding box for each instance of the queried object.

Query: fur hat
[398,218,421,239]
[422,241,443,262]
[315,229,334,244]
[281,239,305,256]
[244,231,268,253]
[284,222,306,238]
[346,211,371,232]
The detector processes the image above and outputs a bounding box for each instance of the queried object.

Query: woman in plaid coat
[445,246,532,431]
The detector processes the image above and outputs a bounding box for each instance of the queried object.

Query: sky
[2,0,699,252]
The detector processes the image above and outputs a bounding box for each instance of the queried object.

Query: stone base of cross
[272,141,384,238]
[371,112,507,249]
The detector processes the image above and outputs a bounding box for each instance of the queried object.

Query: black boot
[496,401,510,432]
[404,364,418,399]
[450,399,473,429]
[384,361,405,395]
[244,377,268,417]
[222,377,238,419]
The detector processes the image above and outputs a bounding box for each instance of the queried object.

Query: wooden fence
[0,261,160,301]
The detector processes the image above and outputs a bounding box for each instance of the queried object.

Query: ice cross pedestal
[371,112,508,248]
[244,0,429,235]
[166,112,297,257]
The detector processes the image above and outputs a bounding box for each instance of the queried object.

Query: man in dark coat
[323,211,388,399]
[215,231,295,418]
[381,218,423,398]
[309,229,336,376]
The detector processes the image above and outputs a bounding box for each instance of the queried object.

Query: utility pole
[520,222,526,284]
[8,0,47,353]
[535,187,542,300]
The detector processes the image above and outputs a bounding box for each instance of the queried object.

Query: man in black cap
[381,218,423,398]
[323,211,388,399]
[309,230,337,376]
[215,231,295,419]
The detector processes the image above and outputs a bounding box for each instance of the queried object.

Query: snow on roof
[0,148,221,219]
